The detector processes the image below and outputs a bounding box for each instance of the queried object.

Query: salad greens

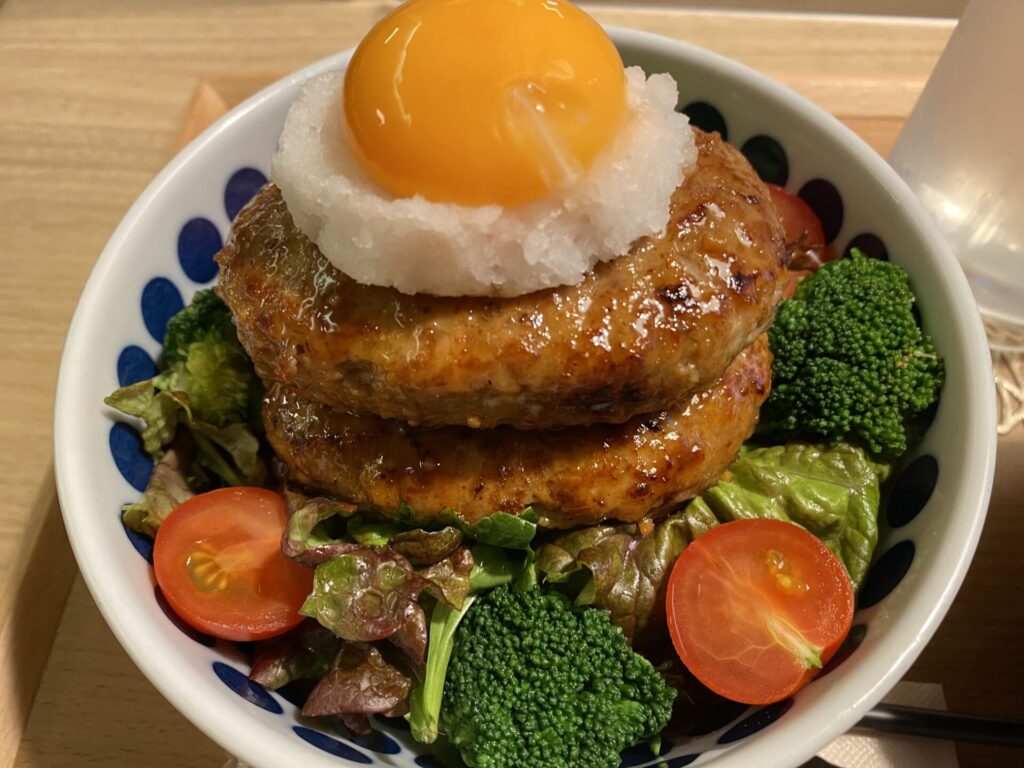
[455,508,539,550]
[254,617,422,731]
[390,527,465,565]
[389,598,429,673]
[418,549,475,610]
[690,442,889,590]
[536,503,719,642]
[106,290,265,533]
[280,491,360,566]
[250,620,340,691]
[346,516,399,547]
[300,550,431,643]
[107,381,264,489]
[302,643,413,720]
[120,439,195,537]
[299,547,473,642]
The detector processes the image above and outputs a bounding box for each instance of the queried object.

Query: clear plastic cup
[888,0,1024,348]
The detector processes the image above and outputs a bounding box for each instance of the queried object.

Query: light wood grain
[590,0,968,15]
[0,474,75,768]
[909,430,1024,768]
[14,578,225,768]
[0,1,953,601]
[4,2,1021,768]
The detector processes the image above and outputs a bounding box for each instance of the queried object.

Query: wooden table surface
[2,2,1022,767]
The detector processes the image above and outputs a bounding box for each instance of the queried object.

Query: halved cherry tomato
[767,184,831,296]
[767,183,825,251]
[154,487,313,641]
[666,519,854,705]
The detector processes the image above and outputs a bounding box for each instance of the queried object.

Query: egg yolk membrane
[343,0,627,207]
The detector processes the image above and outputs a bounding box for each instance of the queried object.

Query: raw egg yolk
[343,0,627,207]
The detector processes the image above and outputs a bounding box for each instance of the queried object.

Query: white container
[889,0,1024,333]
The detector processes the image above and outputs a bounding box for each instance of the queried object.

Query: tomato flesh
[767,183,833,297]
[666,519,854,704]
[768,183,825,251]
[154,487,313,641]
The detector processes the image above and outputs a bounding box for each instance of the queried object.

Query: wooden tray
[7,18,1024,768]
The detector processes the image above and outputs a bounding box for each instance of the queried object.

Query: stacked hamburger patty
[216,130,786,528]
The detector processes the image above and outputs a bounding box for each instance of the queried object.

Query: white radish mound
[272,66,696,297]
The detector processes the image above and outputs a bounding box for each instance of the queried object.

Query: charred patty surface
[218,130,785,429]
[263,337,771,528]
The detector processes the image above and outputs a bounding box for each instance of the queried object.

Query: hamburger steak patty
[263,337,771,528]
[217,130,785,430]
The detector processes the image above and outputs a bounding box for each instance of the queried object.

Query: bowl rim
[53,26,997,768]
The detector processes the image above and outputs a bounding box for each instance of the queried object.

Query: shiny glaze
[216,130,785,429]
[263,337,771,528]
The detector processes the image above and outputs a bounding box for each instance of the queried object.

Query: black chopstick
[855,703,1024,747]
[798,758,842,768]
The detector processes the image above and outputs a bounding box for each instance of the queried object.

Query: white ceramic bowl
[54,28,997,768]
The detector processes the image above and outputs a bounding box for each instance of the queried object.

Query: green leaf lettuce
[694,442,889,590]
[536,504,719,642]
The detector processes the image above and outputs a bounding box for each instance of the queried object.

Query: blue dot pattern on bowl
[293,726,373,764]
[154,585,216,647]
[117,345,156,387]
[140,277,185,343]
[798,178,844,245]
[844,232,889,261]
[741,134,789,186]
[619,737,674,766]
[413,755,438,768]
[337,725,402,755]
[859,540,916,609]
[121,519,154,563]
[718,699,793,744]
[680,100,728,141]
[213,662,284,714]
[225,167,269,221]
[177,218,223,284]
[887,455,938,528]
[109,422,152,492]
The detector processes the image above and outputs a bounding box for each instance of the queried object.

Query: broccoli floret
[408,545,525,746]
[105,290,266,521]
[157,289,258,426]
[439,586,675,768]
[760,251,943,457]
